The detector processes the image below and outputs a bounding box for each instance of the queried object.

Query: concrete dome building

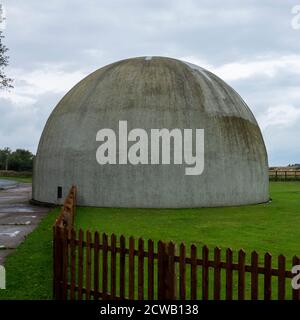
[33,57,269,208]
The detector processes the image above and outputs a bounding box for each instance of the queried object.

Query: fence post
[54,226,63,299]
[53,226,68,300]
[61,227,69,300]
[292,256,300,300]
[158,241,176,300]
[53,186,76,300]
[53,225,56,299]
[167,242,176,300]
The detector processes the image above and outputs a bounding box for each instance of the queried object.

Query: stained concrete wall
[33,57,269,208]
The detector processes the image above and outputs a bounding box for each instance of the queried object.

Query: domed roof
[33,56,269,208]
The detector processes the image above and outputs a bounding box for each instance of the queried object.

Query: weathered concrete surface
[33,56,269,208]
[0,183,49,264]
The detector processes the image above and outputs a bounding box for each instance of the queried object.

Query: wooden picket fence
[269,170,300,181]
[53,187,300,300]
[55,185,76,229]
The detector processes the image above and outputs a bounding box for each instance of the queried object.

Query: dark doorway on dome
[57,186,62,199]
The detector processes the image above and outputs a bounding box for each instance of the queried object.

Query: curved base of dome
[29,198,57,208]
[31,196,270,209]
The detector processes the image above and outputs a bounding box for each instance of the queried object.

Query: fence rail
[53,186,300,300]
[269,170,300,181]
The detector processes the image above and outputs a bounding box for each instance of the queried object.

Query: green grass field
[75,182,300,259]
[0,209,59,299]
[0,181,299,299]
[0,175,32,183]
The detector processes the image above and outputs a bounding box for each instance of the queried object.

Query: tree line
[0,148,34,171]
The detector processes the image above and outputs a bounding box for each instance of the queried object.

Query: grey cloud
[0,0,299,165]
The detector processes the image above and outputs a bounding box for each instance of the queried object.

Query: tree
[0,30,13,89]
[0,147,11,170]
[9,149,34,171]
[0,148,34,171]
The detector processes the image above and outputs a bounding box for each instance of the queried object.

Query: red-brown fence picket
[53,187,300,300]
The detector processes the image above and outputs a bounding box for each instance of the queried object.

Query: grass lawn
[0,181,299,299]
[75,182,300,259]
[0,209,59,300]
[0,175,32,183]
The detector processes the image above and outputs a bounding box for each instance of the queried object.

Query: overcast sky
[0,0,299,166]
